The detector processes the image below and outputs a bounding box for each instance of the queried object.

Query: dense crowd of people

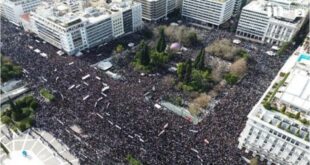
[1,18,292,165]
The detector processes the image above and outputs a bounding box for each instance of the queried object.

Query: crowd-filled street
[1,18,293,165]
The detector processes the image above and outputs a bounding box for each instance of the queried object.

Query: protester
[1,18,291,165]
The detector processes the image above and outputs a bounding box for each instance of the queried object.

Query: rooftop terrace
[250,53,310,140]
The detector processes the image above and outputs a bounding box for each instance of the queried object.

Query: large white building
[238,50,310,165]
[26,0,142,55]
[0,0,41,25]
[181,0,236,28]
[134,0,176,21]
[233,0,243,15]
[236,0,308,45]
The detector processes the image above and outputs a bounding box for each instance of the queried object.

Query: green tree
[115,44,124,53]
[191,69,212,91]
[18,122,27,132]
[263,102,272,110]
[277,41,291,56]
[250,157,258,165]
[1,116,11,125]
[305,134,309,141]
[156,28,166,53]
[296,112,301,119]
[30,101,38,109]
[1,56,22,82]
[224,73,238,85]
[11,111,23,121]
[150,51,169,67]
[238,49,249,60]
[177,63,186,81]
[135,40,150,66]
[140,42,150,65]
[193,49,205,70]
[126,154,142,165]
[184,32,198,46]
[8,97,17,112]
[184,60,192,83]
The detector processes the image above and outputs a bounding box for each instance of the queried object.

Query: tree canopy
[156,28,166,53]
[184,60,192,83]
[205,39,241,61]
[115,44,124,53]
[135,40,150,66]
[1,96,38,132]
[193,49,205,70]
[1,55,22,82]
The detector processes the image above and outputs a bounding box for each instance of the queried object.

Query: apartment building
[236,0,308,45]
[134,0,176,21]
[182,0,236,28]
[28,0,142,55]
[238,51,310,165]
[0,0,41,25]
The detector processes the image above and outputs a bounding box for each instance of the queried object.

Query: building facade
[134,0,176,21]
[0,0,41,25]
[28,0,142,55]
[233,0,243,15]
[182,0,236,28]
[236,0,308,45]
[238,51,310,165]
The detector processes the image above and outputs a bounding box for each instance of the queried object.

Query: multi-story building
[182,0,236,28]
[0,0,41,25]
[175,0,182,8]
[134,0,176,21]
[236,0,308,45]
[238,50,310,165]
[27,0,142,55]
[233,0,243,15]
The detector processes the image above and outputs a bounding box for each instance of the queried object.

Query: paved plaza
[0,124,79,165]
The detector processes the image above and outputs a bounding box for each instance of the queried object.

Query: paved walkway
[0,124,79,165]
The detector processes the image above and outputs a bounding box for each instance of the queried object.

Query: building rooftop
[243,0,307,24]
[31,0,138,28]
[249,52,310,140]
[269,0,310,7]
[275,63,310,112]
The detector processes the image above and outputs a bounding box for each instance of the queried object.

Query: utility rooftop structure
[134,0,176,21]
[236,0,308,45]
[181,0,236,28]
[27,0,142,55]
[0,0,41,25]
[238,52,310,165]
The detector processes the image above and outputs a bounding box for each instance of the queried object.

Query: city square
[0,0,309,164]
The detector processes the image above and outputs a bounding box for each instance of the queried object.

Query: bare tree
[230,58,247,76]
[205,39,240,61]
[211,61,227,82]
[188,93,211,116]
[161,75,175,88]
